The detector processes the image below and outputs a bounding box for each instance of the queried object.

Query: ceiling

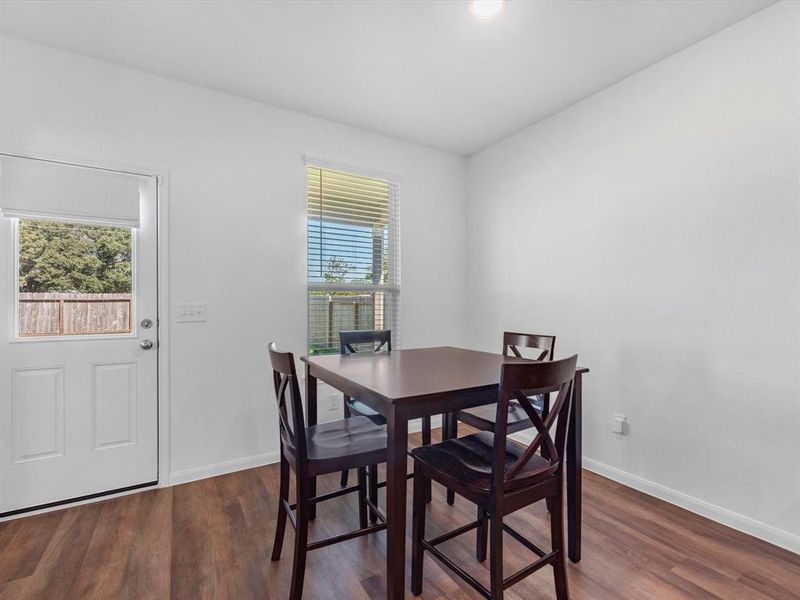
[0,0,774,156]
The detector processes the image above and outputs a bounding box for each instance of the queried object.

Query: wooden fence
[309,294,378,354]
[18,293,132,336]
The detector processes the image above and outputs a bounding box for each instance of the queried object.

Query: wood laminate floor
[1,429,798,600]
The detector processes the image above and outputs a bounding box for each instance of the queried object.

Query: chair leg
[411,464,427,596]
[343,394,352,418]
[447,414,457,505]
[422,416,433,502]
[476,506,488,562]
[422,416,432,445]
[368,464,379,523]
[340,396,352,487]
[357,467,368,529]
[489,511,505,599]
[289,482,309,600]
[271,454,290,561]
[541,398,552,513]
[549,492,569,600]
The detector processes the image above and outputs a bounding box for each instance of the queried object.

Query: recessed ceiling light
[470,0,505,19]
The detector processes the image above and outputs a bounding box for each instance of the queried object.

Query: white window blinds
[0,155,143,228]
[307,164,400,355]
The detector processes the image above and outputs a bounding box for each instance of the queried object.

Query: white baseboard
[583,457,800,555]
[170,451,281,486]
[169,417,443,487]
[508,430,799,555]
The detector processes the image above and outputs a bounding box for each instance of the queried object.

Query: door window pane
[17,220,133,336]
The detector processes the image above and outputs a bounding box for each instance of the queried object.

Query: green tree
[18,220,132,293]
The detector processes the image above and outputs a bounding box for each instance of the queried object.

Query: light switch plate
[176,303,207,323]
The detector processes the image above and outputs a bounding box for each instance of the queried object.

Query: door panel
[92,362,137,450]
[0,159,159,514]
[12,367,65,463]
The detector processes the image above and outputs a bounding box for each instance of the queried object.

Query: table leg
[305,365,318,521]
[567,371,583,562]
[386,406,408,600]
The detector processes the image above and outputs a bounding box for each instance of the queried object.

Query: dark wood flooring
[1,428,798,599]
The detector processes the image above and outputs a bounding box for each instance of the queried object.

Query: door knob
[140,339,154,350]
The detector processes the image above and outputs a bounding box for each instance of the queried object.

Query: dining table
[301,346,589,600]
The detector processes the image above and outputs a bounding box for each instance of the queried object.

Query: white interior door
[0,158,159,514]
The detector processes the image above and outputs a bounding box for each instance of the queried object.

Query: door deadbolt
[141,318,153,329]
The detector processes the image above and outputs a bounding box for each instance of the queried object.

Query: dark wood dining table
[301,346,589,600]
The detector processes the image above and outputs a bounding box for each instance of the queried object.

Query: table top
[302,346,588,405]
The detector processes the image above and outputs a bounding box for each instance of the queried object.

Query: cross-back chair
[339,328,392,354]
[338,330,433,508]
[411,354,578,600]
[444,332,556,504]
[269,342,387,600]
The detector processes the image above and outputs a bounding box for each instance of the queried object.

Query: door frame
[0,148,172,515]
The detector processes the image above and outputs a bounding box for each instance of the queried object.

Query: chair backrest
[268,342,307,466]
[339,329,392,355]
[502,331,555,361]
[491,354,578,493]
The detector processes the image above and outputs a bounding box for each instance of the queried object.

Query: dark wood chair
[338,330,432,510]
[269,342,387,600]
[444,332,555,504]
[339,329,395,434]
[410,354,577,599]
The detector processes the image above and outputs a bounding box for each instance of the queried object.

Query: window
[0,154,143,337]
[307,165,399,354]
[17,219,134,336]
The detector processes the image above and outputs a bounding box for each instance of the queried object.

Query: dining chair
[410,354,578,600]
[444,332,555,504]
[269,342,387,600]
[338,329,433,511]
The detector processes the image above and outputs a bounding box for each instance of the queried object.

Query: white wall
[2,3,798,554]
[467,1,800,550]
[0,35,468,480]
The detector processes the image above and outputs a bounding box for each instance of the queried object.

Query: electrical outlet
[176,303,207,323]
[612,414,628,436]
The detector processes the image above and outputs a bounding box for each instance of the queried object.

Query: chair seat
[411,431,555,494]
[347,398,387,425]
[306,416,387,475]
[456,396,544,434]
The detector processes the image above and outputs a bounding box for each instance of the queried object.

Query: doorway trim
[0,148,172,510]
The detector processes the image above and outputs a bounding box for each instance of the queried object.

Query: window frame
[305,159,401,354]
